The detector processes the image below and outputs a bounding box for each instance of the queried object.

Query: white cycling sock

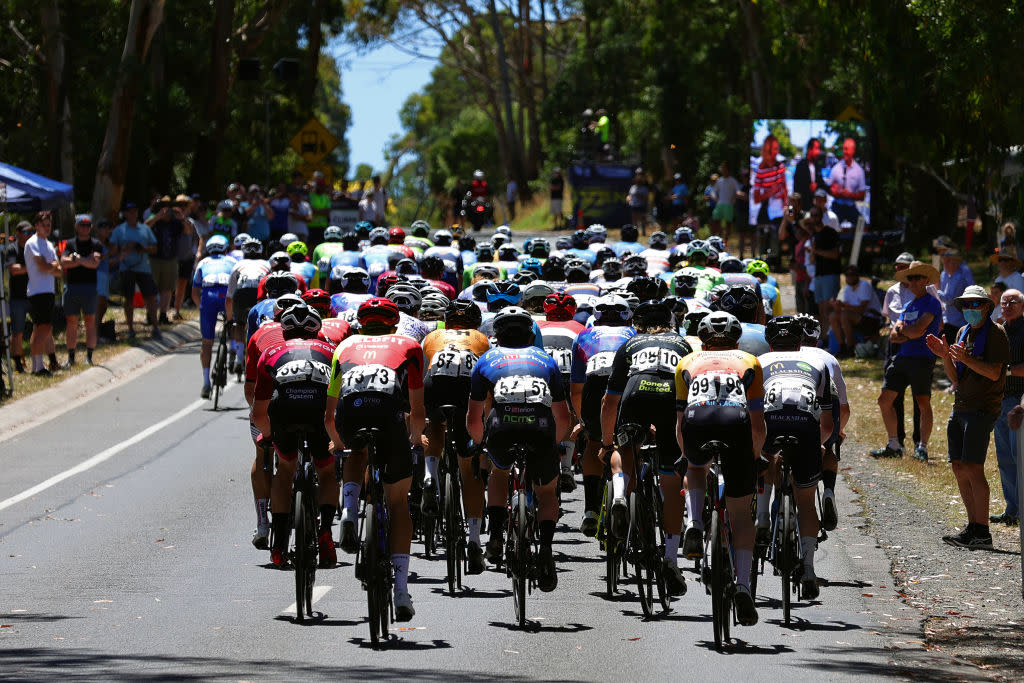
[392,553,410,592]
[664,533,680,564]
[686,488,705,529]
[801,536,817,573]
[468,517,482,545]
[756,486,772,526]
[425,456,439,482]
[255,498,269,527]
[342,482,361,517]
[203,367,210,385]
[735,549,753,589]
[612,472,629,499]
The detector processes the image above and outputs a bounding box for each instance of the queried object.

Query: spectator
[60,215,104,366]
[225,183,249,234]
[358,189,375,223]
[95,219,114,332]
[991,282,1008,323]
[828,137,867,227]
[307,172,331,245]
[830,264,879,357]
[146,195,192,325]
[175,195,199,319]
[937,249,974,344]
[808,205,841,339]
[992,247,1024,292]
[4,221,33,373]
[710,163,740,243]
[109,202,161,340]
[669,173,690,222]
[873,260,942,460]
[24,211,62,375]
[626,169,649,235]
[549,169,565,231]
[268,184,291,239]
[777,192,804,260]
[290,170,307,198]
[734,168,753,259]
[371,175,388,224]
[999,221,1024,263]
[505,177,518,222]
[927,285,1008,549]
[793,137,826,203]
[287,188,312,242]
[244,185,274,243]
[994,288,1024,526]
[752,134,786,230]
[790,222,813,314]
[812,188,840,229]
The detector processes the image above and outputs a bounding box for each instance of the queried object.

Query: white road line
[282,585,333,615]
[0,396,211,511]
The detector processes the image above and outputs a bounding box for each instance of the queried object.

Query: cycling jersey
[319,317,354,347]
[563,282,601,299]
[611,240,645,257]
[335,309,431,342]
[639,248,670,274]
[674,265,723,294]
[255,272,306,301]
[423,245,463,271]
[564,247,597,264]
[361,246,395,288]
[720,272,760,290]
[245,321,284,383]
[759,282,783,317]
[330,292,372,315]
[571,325,636,439]
[289,260,317,287]
[246,297,277,342]
[312,242,346,281]
[537,319,584,387]
[462,263,506,290]
[422,328,490,455]
[738,323,770,356]
[387,243,417,261]
[227,259,270,321]
[495,260,520,275]
[192,254,235,340]
[328,251,367,273]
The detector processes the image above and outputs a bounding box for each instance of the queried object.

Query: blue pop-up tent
[0,161,74,212]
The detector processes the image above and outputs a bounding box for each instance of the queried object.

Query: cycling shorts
[339,413,413,485]
[231,287,258,324]
[679,404,755,498]
[199,290,227,340]
[485,406,559,486]
[616,391,682,474]
[580,374,611,441]
[765,412,823,489]
[268,403,332,467]
[424,374,472,458]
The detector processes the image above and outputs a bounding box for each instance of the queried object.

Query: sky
[333,41,439,175]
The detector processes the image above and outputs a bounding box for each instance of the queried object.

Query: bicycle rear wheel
[602,482,619,598]
[710,509,725,650]
[649,480,670,612]
[512,492,528,627]
[362,506,381,645]
[292,488,313,622]
[781,494,795,625]
[630,493,655,618]
[444,473,462,595]
[212,336,227,410]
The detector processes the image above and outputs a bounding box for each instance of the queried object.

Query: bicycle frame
[354,427,394,646]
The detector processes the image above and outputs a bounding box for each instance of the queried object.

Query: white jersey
[227,259,270,296]
[801,345,848,406]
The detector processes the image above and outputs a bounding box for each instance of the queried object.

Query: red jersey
[320,318,354,347]
[256,272,307,301]
[327,333,425,404]
[246,322,285,382]
[426,278,457,300]
[253,338,336,412]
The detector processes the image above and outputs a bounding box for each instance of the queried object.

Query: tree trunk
[188,0,235,201]
[737,0,767,115]
[40,0,72,184]
[486,0,523,187]
[90,0,165,224]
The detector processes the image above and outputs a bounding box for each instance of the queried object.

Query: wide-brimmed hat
[174,194,192,206]
[894,260,940,286]
[990,247,1022,267]
[932,235,956,251]
[954,284,994,311]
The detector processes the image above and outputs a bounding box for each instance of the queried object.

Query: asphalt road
[0,338,922,681]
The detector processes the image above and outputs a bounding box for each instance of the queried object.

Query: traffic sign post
[289,119,340,164]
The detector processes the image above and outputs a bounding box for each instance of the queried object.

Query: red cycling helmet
[543,291,578,321]
[388,226,406,244]
[301,288,332,317]
[357,297,401,328]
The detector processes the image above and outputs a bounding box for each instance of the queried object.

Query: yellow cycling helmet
[286,241,308,257]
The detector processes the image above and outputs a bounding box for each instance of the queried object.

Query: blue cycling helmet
[674,226,693,244]
[520,257,543,276]
[206,234,229,255]
[485,280,522,310]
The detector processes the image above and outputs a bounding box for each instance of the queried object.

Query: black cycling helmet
[793,313,821,344]
[511,269,538,285]
[541,255,566,282]
[419,254,445,277]
[601,258,622,281]
[476,243,494,261]
[623,254,648,277]
[662,295,689,318]
[717,284,760,323]
[765,315,803,350]
[648,231,668,249]
[395,258,419,276]
[673,272,699,297]
[555,235,571,250]
[718,256,744,274]
[492,306,535,346]
[263,271,300,298]
[268,251,291,272]
[459,234,477,252]
[683,309,710,336]
[498,245,519,261]
[626,275,668,302]
[279,302,322,340]
[697,311,742,347]
[564,258,591,283]
[341,231,360,250]
[594,245,616,266]
[446,299,483,329]
[620,224,639,242]
[632,298,673,328]
[571,230,589,249]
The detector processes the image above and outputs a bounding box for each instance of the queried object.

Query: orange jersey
[674,349,764,411]
[422,328,490,367]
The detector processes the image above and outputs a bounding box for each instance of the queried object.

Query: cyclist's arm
[191,266,203,307]
[675,410,686,456]
[820,408,834,446]
[252,399,271,437]
[408,385,426,443]
[324,396,343,449]
[600,392,621,448]
[553,400,571,442]
[749,408,766,458]
[570,382,583,423]
[466,399,485,444]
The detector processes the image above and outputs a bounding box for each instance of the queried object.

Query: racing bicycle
[354,427,394,647]
[212,314,231,409]
[699,440,737,650]
[504,443,537,628]
[288,426,319,623]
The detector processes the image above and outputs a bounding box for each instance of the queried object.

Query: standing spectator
[734,168,753,259]
[24,211,62,375]
[358,189,375,223]
[927,285,1008,549]
[268,184,291,239]
[244,185,274,243]
[994,289,1024,526]
[793,138,826,203]
[790,223,813,314]
[992,247,1024,292]
[829,264,879,357]
[146,196,192,325]
[505,177,518,222]
[307,172,331,245]
[290,170,307,198]
[287,188,312,242]
[4,221,33,373]
[626,169,650,235]
[999,221,1024,263]
[174,195,199,320]
[872,260,942,460]
[95,220,114,332]
[109,202,161,340]
[937,249,973,344]
[777,193,804,260]
[828,137,867,227]
[60,215,104,366]
[812,188,840,229]
[549,169,565,231]
[711,163,740,243]
[808,206,841,338]
[670,173,690,223]
[371,175,388,224]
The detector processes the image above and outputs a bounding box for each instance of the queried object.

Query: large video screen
[749,119,871,229]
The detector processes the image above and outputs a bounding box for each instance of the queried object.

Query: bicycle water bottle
[525,489,535,511]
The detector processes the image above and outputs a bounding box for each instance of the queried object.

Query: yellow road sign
[289,118,340,163]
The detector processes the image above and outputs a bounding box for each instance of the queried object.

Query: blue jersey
[192,254,234,299]
[739,322,770,356]
[565,248,597,265]
[247,298,276,342]
[612,241,645,257]
[330,292,372,315]
[570,325,636,383]
[495,260,520,275]
[461,250,478,268]
[424,245,463,270]
[329,251,366,271]
[290,261,317,287]
[470,345,566,408]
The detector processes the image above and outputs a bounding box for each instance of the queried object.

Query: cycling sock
[734,549,753,589]
[271,515,290,550]
[424,456,439,482]
[86,348,94,364]
[539,519,555,547]
[319,504,336,533]
[342,482,361,517]
[392,553,410,592]
[801,536,817,573]
[203,367,211,385]
[887,437,900,450]
[664,533,680,563]
[67,349,76,364]
[255,498,269,527]
[32,354,43,372]
[612,472,628,499]
[756,487,772,526]
[48,352,58,369]
[685,488,704,529]
[487,505,506,535]
[582,475,602,514]
[468,517,482,545]
[821,469,837,491]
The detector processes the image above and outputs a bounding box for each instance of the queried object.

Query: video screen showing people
[749,119,871,231]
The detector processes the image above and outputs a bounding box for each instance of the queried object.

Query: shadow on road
[488,620,593,634]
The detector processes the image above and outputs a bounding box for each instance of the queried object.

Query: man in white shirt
[828,138,867,227]
[830,263,878,356]
[992,248,1024,293]
[24,211,63,375]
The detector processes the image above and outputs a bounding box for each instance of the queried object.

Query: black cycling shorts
[615,391,682,474]
[424,373,472,458]
[339,411,413,485]
[679,404,755,498]
[580,374,610,441]
[765,413,822,489]
[268,403,332,467]
[485,406,559,486]
[232,287,258,323]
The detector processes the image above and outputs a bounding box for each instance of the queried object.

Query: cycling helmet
[594,246,616,266]
[474,263,501,281]
[418,296,448,321]
[593,294,632,324]
[717,284,760,323]
[686,239,710,264]
[746,259,770,281]
[706,248,721,268]
[395,258,419,275]
[626,275,669,302]
[410,220,430,237]
[320,225,341,243]
[233,232,251,248]
[388,226,406,244]
[419,254,444,276]
[433,229,453,246]
[205,234,229,255]
[217,199,235,213]
[471,279,496,302]
[272,293,304,320]
[476,244,495,261]
[555,236,572,251]
[279,302,322,339]
[369,227,389,245]
[697,311,742,347]
[495,224,512,237]
[522,281,555,304]
[571,230,589,249]
[648,231,669,249]
[386,286,422,314]
[354,220,373,236]
[663,295,690,318]
[620,224,639,242]
[708,236,725,253]
[268,251,291,272]
[623,254,649,277]
[263,271,300,298]
[719,256,744,274]
[286,241,308,258]
[794,313,821,343]
[511,269,538,285]
[458,234,476,252]
[341,232,361,250]
[357,297,401,328]
[543,292,577,321]
[241,238,263,258]
[519,257,543,276]
[674,226,693,244]
[529,237,550,258]
[498,245,520,261]
[279,232,299,248]
[565,258,592,283]
[683,310,710,336]
[674,272,699,297]
[601,258,622,280]
[377,274,404,297]
[492,306,535,343]
[485,281,522,310]
[301,288,332,317]
[765,315,803,350]
[541,255,566,281]
[490,233,509,248]
[633,299,673,328]
[446,299,483,329]
[587,224,608,243]
[340,267,370,293]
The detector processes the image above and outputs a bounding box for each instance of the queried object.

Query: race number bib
[202,272,231,287]
[688,372,747,406]
[493,375,552,407]
[429,347,477,378]
[585,351,616,376]
[764,377,819,417]
[238,275,262,289]
[630,347,681,375]
[546,347,573,375]
[275,359,331,385]
[340,364,398,397]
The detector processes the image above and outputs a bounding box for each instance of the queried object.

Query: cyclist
[602,298,692,595]
[420,301,491,573]
[496,245,521,275]
[758,315,834,599]
[423,229,464,272]
[405,220,434,254]
[640,231,671,274]
[537,292,585,490]
[716,284,770,356]
[466,307,571,590]
[386,227,416,260]
[418,255,458,300]
[252,303,340,569]
[478,282,545,348]
[362,228,396,289]
[301,288,353,346]
[565,230,598,265]
[325,297,426,622]
[287,241,317,287]
[225,238,270,375]
[612,223,645,257]
[229,233,249,261]
[246,271,301,342]
[674,240,723,295]
[327,266,372,315]
[311,225,347,287]
[591,257,622,287]
[192,235,236,398]
[570,295,636,535]
[327,231,367,273]
[746,259,783,317]
[675,311,766,626]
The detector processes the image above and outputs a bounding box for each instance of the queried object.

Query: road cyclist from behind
[225,238,270,375]
[193,235,236,399]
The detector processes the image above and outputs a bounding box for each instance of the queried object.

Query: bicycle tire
[363,505,381,645]
[630,492,655,618]
[444,473,459,595]
[212,335,227,410]
[292,488,309,623]
[710,509,725,650]
[602,482,618,598]
[512,491,528,627]
[649,477,670,612]
[781,494,794,625]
